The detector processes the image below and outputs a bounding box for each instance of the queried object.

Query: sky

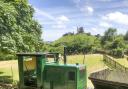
[28,0,128,41]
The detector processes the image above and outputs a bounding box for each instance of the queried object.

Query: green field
[0,54,106,87]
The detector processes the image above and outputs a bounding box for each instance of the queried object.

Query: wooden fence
[103,55,128,72]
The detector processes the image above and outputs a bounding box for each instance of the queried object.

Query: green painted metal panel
[78,67,87,89]
[18,56,24,89]
[76,68,79,89]
[45,68,64,82]
[36,55,46,88]
[44,82,50,89]
[43,64,84,89]
[76,65,87,89]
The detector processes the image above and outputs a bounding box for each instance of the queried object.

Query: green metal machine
[17,48,87,89]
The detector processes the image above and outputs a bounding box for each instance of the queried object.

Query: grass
[0,54,106,87]
[67,54,106,87]
[0,60,19,82]
[112,56,128,68]
[67,54,106,72]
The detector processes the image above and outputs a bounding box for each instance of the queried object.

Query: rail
[103,55,128,72]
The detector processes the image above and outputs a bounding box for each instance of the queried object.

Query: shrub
[110,48,124,58]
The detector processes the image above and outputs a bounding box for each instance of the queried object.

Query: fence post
[115,61,116,68]
[103,55,128,71]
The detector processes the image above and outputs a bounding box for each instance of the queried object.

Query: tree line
[43,27,128,58]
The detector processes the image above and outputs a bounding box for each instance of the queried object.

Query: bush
[48,46,64,55]
[0,53,16,61]
[110,48,124,58]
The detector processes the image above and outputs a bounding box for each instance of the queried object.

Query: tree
[51,34,100,54]
[111,35,125,49]
[124,30,128,41]
[105,34,125,57]
[101,28,117,45]
[95,34,101,38]
[0,0,42,60]
[63,32,74,37]
[86,32,91,36]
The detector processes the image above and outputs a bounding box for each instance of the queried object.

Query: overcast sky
[29,0,128,41]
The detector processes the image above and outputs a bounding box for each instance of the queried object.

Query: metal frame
[17,53,46,89]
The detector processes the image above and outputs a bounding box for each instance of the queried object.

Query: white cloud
[52,15,70,29]
[102,12,128,25]
[34,7,69,23]
[57,15,69,22]
[80,6,94,15]
[52,24,66,29]
[90,27,105,35]
[34,7,70,29]
[34,7,56,21]
[91,27,98,32]
[87,6,94,13]
[72,0,94,15]
[99,22,111,27]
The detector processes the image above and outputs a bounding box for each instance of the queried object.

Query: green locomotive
[17,48,87,89]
